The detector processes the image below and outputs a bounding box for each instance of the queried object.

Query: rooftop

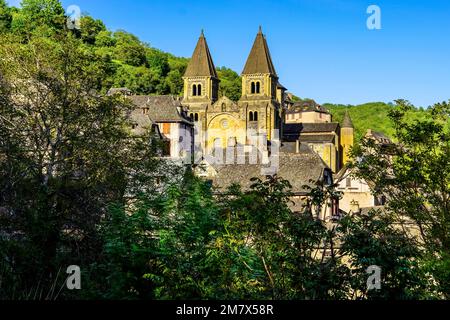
[184,30,218,78]
[208,146,329,195]
[286,99,329,114]
[242,27,277,76]
[129,95,192,125]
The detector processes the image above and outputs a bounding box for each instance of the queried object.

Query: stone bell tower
[182,30,219,106]
[239,27,282,141]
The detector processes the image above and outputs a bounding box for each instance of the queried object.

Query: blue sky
[8,0,450,107]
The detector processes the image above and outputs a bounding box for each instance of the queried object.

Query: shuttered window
[162,123,171,135]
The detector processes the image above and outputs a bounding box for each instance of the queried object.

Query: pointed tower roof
[342,110,354,128]
[242,27,277,76]
[184,30,218,78]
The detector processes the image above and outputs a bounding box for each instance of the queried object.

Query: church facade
[182,28,285,155]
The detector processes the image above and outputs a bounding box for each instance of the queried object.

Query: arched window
[192,84,197,96]
[197,84,202,96]
[251,82,256,94]
[249,111,254,122]
[190,113,193,121]
[221,103,226,112]
[194,113,199,122]
[256,82,260,94]
[254,111,258,121]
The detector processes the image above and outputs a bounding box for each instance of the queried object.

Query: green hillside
[0,0,241,98]
[323,102,430,141]
[324,102,396,141]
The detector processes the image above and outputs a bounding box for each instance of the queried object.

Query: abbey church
[183,28,284,153]
[181,28,354,172]
[124,28,356,218]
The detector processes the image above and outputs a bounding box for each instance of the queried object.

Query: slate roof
[283,123,340,140]
[280,142,299,154]
[286,100,329,114]
[280,141,320,153]
[366,130,392,144]
[129,95,193,125]
[107,87,133,96]
[242,27,277,76]
[184,31,218,78]
[298,134,335,143]
[277,82,287,90]
[335,164,350,182]
[128,109,152,136]
[209,147,328,195]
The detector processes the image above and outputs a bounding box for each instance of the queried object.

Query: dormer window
[142,108,149,115]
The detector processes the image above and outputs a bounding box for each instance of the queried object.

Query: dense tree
[11,0,65,37]
[78,15,106,45]
[349,99,450,298]
[0,0,12,33]
[113,31,147,67]
[112,64,159,95]
[338,209,428,299]
[0,31,163,299]
[95,29,116,47]
[217,67,241,101]
[146,49,170,77]
[164,69,184,95]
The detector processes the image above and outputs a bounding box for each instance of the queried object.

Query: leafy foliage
[0,0,448,301]
[325,102,430,142]
[338,209,426,299]
[217,67,241,101]
[0,29,163,299]
[349,99,450,299]
[0,0,12,33]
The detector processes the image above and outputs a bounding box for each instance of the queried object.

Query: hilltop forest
[0,0,449,301]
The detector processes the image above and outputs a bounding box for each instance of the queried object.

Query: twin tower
[182,28,286,152]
